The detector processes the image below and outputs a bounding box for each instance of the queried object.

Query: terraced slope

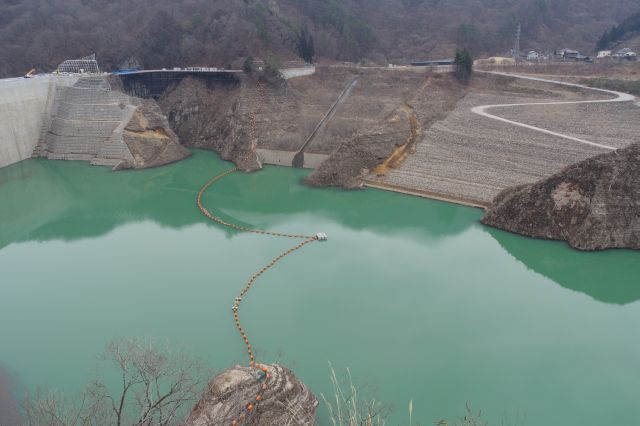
[35,77,137,167]
[36,76,189,169]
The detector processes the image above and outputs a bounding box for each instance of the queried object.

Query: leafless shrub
[24,338,206,426]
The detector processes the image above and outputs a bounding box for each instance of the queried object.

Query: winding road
[368,69,638,207]
[472,71,636,151]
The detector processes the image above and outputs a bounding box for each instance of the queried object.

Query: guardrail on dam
[0,75,76,169]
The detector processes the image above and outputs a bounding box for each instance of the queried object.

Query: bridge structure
[114,68,242,98]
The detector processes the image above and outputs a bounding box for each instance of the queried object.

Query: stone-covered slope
[35,77,189,170]
[482,143,640,251]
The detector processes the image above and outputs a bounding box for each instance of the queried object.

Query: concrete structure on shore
[0,74,187,170]
[0,75,76,168]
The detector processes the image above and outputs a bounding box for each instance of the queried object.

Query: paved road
[472,71,636,151]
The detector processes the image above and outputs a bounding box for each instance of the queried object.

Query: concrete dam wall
[0,76,74,168]
[0,75,187,170]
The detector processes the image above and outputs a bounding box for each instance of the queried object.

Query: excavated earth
[482,143,640,251]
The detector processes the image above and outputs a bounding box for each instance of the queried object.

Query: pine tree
[454,49,473,84]
[296,25,315,64]
[243,56,254,73]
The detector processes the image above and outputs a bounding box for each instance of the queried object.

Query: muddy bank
[482,143,640,251]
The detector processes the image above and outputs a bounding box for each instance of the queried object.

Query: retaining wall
[256,148,328,169]
[0,75,76,169]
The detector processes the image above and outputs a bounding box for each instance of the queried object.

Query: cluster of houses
[522,47,636,63]
[596,48,637,60]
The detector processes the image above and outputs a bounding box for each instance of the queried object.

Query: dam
[0,75,74,168]
[0,73,190,170]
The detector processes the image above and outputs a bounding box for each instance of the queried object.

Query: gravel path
[472,71,636,151]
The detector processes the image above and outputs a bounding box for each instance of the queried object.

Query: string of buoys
[197,167,327,425]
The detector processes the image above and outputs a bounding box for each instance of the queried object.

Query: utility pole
[513,22,521,62]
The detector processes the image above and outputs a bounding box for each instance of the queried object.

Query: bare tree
[25,338,206,426]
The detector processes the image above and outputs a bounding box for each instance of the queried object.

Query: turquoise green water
[1,150,639,425]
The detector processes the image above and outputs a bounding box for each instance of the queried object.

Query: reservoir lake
[1,150,639,425]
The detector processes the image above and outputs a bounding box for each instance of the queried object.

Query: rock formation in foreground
[482,143,640,251]
[184,364,317,426]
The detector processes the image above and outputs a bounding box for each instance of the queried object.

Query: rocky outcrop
[184,364,317,426]
[482,143,640,250]
[119,100,190,169]
[159,76,262,172]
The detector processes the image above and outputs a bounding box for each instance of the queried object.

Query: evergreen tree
[296,25,315,63]
[243,56,254,73]
[454,49,473,84]
[596,30,610,51]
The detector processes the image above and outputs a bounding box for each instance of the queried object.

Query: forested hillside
[0,0,638,77]
[597,11,640,50]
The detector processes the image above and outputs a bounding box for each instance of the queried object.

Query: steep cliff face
[159,77,262,171]
[184,364,317,426]
[158,70,468,187]
[482,143,640,251]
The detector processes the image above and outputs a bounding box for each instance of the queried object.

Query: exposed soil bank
[482,143,640,250]
[157,68,465,186]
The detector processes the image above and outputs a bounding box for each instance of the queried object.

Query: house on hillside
[597,50,612,58]
[558,49,579,60]
[613,48,637,60]
[526,51,541,61]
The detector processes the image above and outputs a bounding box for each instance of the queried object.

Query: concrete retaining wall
[0,76,52,168]
[0,75,76,169]
[257,148,328,169]
[281,67,316,79]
